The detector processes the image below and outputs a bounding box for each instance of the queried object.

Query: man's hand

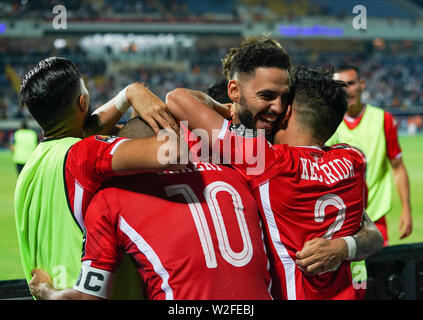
[399,208,412,239]
[295,238,348,275]
[29,269,53,300]
[29,268,101,300]
[127,83,179,134]
[390,157,412,240]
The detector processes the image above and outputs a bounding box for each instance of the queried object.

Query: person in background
[326,64,413,299]
[10,121,39,174]
[327,65,412,245]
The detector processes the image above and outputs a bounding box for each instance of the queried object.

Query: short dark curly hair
[291,66,347,142]
[222,35,292,80]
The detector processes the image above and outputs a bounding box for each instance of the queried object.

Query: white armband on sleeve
[341,236,357,261]
[73,264,114,299]
[115,86,130,113]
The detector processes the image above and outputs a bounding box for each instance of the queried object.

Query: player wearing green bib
[15,137,82,288]
[327,105,394,223]
[327,65,412,299]
[327,65,412,244]
[15,57,182,296]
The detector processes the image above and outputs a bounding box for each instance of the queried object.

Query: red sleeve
[82,190,123,273]
[64,135,129,223]
[384,112,402,160]
[68,135,129,183]
[181,122,205,163]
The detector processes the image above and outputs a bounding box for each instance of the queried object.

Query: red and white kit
[77,163,273,300]
[63,135,128,230]
[217,120,367,300]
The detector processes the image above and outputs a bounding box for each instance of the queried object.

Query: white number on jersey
[165,182,253,268]
[314,194,346,239]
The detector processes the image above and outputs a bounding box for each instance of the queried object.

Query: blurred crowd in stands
[0,0,419,22]
[2,37,423,122]
[0,0,239,22]
[1,0,423,148]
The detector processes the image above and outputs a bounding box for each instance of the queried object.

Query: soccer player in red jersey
[165,66,384,300]
[16,57,182,295]
[30,118,272,300]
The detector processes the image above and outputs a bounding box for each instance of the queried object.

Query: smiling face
[229,67,291,135]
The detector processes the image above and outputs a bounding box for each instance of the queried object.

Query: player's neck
[44,119,84,140]
[44,127,84,140]
[346,101,365,118]
[274,128,322,148]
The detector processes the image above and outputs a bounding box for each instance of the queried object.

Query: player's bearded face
[236,68,290,137]
[237,95,255,129]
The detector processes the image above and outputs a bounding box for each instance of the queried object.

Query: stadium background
[0,0,423,299]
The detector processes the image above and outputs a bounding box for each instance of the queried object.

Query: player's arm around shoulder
[295,214,384,276]
[85,83,179,137]
[166,88,226,146]
[111,131,187,173]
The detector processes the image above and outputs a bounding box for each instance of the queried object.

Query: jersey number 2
[165,182,253,269]
[314,194,346,239]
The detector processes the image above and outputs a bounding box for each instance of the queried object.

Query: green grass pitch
[1,135,423,280]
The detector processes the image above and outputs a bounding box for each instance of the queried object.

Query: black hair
[19,57,82,132]
[207,79,231,104]
[222,35,292,80]
[291,66,347,142]
[335,64,361,79]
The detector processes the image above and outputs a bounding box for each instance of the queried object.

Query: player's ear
[78,93,89,112]
[227,79,240,103]
[279,104,292,130]
[78,78,90,112]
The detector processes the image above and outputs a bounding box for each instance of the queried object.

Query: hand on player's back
[295,238,348,275]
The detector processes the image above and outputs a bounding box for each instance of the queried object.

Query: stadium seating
[1,0,423,129]
[312,0,416,19]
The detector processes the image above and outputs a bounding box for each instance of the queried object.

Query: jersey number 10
[165,182,254,269]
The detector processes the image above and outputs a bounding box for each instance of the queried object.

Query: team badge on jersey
[310,152,324,163]
[95,135,118,144]
[229,123,259,138]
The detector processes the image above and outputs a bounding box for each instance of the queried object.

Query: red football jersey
[217,120,367,300]
[64,135,128,230]
[79,163,273,300]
